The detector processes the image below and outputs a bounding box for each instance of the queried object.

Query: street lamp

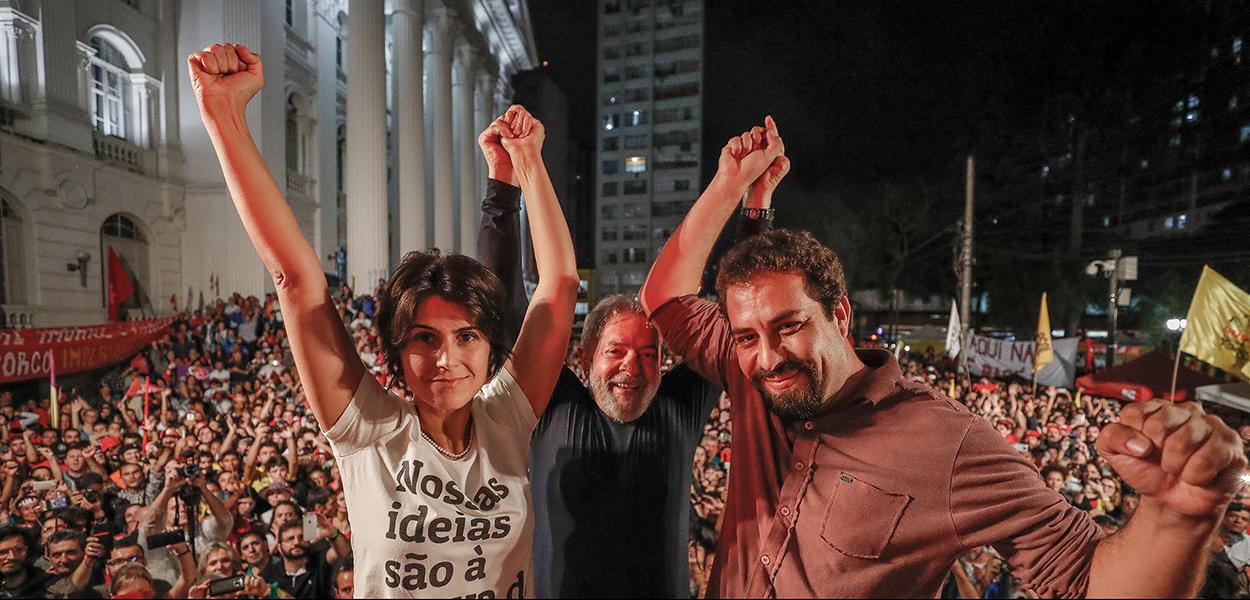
[1086,249,1138,369]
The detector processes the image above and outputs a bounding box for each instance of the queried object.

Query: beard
[751,359,824,420]
[589,371,662,424]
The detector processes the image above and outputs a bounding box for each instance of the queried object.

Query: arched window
[100,214,148,319]
[0,198,25,305]
[88,36,130,138]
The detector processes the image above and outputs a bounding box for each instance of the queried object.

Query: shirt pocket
[819,472,911,559]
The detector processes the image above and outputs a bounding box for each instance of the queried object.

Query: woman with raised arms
[188,43,577,598]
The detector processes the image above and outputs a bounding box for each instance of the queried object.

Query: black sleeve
[735,210,774,241]
[475,179,527,342]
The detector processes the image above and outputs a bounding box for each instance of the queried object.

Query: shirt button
[794,462,805,471]
[804,421,814,430]
[760,555,771,566]
[780,506,791,517]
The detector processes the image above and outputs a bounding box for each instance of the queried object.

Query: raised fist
[499,105,545,164]
[187,43,264,114]
[478,113,517,186]
[718,115,785,190]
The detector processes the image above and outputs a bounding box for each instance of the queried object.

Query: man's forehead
[725,273,822,325]
[599,313,657,344]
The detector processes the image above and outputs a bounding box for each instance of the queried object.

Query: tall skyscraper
[594,0,704,298]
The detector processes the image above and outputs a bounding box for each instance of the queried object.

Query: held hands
[498,105,545,171]
[187,43,264,116]
[478,113,518,186]
[1097,400,1246,520]
[718,115,785,193]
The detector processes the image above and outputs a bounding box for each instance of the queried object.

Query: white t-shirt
[325,367,538,598]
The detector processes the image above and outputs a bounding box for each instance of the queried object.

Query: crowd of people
[0,40,1242,599]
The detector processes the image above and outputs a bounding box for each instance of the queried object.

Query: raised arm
[475,114,527,339]
[188,43,363,431]
[498,106,579,416]
[640,117,785,315]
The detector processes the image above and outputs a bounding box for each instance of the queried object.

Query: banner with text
[0,317,177,384]
[963,334,1080,387]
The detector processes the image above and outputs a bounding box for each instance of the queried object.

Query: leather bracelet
[742,207,774,220]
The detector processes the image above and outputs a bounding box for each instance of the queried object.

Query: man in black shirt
[474,112,783,597]
[262,523,328,599]
[0,526,55,599]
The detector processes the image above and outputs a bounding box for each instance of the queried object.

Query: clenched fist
[1097,400,1246,519]
[187,43,264,115]
[717,115,785,191]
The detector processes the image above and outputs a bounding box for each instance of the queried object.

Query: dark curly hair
[715,229,847,319]
[374,250,512,389]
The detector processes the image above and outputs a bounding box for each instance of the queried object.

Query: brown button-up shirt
[652,295,1103,598]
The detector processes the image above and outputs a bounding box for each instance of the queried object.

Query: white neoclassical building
[0,0,536,327]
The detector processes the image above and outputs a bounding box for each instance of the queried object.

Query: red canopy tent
[1075,350,1223,402]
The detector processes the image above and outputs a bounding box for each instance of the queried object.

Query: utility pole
[1106,248,1122,369]
[959,155,975,332]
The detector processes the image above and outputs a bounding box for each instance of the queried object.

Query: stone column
[392,0,426,254]
[345,0,388,289]
[474,68,495,204]
[453,42,478,256]
[425,5,458,252]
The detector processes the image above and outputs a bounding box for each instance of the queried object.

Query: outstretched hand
[1096,400,1246,520]
[187,43,264,115]
[718,115,785,191]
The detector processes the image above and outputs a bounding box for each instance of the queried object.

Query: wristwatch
[741,207,775,221]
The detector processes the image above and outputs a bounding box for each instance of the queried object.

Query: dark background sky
[526,1,1186,192]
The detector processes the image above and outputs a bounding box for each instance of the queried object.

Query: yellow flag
[1181,266,1250,381]
[1034,293,1054,370]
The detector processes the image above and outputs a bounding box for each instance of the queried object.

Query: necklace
[421,422,474,460]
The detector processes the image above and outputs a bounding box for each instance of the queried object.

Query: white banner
[963,335,1079,387]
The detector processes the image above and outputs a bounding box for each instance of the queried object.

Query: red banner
[0,317,177,384]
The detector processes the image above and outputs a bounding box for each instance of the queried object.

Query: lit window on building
[1174,100,1184,112]
[1240,125,1250,143]
[1188,95,1200,109]
[1224,167,1233,180]
[1185,110,1199,123]
[625,155,647,173]
[631,110,641,126]
[1232,95,1240,110]
[1101,216,1111,227]
[1235,37,1244,53]
[1041,164,1050,177]
[1177,213,1188,229]
[1169,116,1182,129]
[1169,134,1182,147]
[1140,159,1149,170]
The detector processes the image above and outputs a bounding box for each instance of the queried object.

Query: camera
[208,575,246,597]
[82,489,98,503]
[51,442,69,458]
[182,463,200,478]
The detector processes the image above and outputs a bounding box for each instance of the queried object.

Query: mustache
[751,359,816,384]
[608,374,640,386]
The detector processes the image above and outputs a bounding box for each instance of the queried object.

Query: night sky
[527,1,1189,192]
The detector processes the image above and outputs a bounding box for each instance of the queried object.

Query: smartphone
[302,513,318,541]
[43,497,68,511]
[146,529,186,549]
[207,575,246,597]
[31,480,57,493]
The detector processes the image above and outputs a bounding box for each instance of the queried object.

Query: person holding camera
[185,542,269,600]
[43,529,105,599]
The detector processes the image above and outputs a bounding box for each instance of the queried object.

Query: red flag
[107,247,135,322]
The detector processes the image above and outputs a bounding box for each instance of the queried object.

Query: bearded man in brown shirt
[640,117,1247,598]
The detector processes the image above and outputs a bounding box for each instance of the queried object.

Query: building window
[622,202,646,218]
[623,225,648,241]
[674,179,690,191]
[602,113,619,131]
[1232,95,1240,111]
[1177,213,1188,229]
[89,37,130,139]
[602,182,619,197]
[624,180,647,195]
[1185,110,1199,123]
[286,0,294,25]
[601,228,619,242]
[602,159,620,175]
[1169,116,1182,129]
[1187,95,1200,109]
[1236,37,1244,53]
[625,135,648,149]
[630,109,643,126]
[335,125,346,193]
[1241,125,1250,143]
[605,251,618,264]
[625,155,647,173]
[286,96,300,173]
[601,204,618,219]
[623,247,647,263]
[603,137,620,151]
[1169,134,1181,147]
[1224,167,1233,180]
[1164,216,1175,230]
